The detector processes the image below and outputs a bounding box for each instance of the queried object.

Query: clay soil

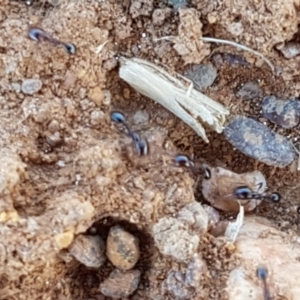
[1,0,300,299]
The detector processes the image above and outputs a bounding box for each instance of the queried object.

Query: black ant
[28,27,76,55]
[257,266,272,300]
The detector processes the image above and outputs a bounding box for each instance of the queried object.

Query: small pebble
[185,254,207,288]
[224,116,295,167]
[11,83,21,93]
[236,82,262,100]
[106,225,140,270]
[278,42,300,59]
[21,79,42,95]
[165,270,192,299]
[152,8,172,26]
[222,53,249,67]
[68,235,106,268]
[90,110,105,126]
[185,64,217,90]
[123,88,131,99]
[211,53,224,67]
[262,96,300,129]
[100,269,141,298]
[88,87,104,106]
[132,110,150,125]
[45,131,62,147]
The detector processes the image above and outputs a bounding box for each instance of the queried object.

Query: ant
[28,27,76,55]
[257,266,272,300]
[174,154,281,212]
[111,111,149,157]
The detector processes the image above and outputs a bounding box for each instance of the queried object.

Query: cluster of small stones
[68,225,141,298]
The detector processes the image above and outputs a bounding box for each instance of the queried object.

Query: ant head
[28,27,46,42]
[174,155,193,168]
[111,111,126,124]
[202,166,211,180]
[234,186,254,199]
[256,265,268,280]
[64,43,76,55]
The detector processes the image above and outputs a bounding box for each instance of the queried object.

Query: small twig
[153,35,275,72]
[292,143,300,171]
[94,40,109,54]
[201,37,274,72]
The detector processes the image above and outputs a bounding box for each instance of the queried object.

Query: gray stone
[132,109,150,125]
[185,64,217,90]
[262,96,300,129]
[237,82,262,100]
[224,116,295,167]
[68,235,106,268]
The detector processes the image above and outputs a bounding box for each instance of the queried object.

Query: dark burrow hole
[67,217,155,299]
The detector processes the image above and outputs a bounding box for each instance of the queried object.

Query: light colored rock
[226,216,300,300]
[132,110,150,125]
[152,217,199,262]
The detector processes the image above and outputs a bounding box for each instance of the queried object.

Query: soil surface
[1,0,300,299]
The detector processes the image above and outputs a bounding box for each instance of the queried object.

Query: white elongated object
[225,204,244,243]
[119,57,230,143]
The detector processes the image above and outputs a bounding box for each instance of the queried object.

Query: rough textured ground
[1,0,300,299]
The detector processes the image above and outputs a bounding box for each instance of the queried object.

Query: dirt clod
[152,217,200,262]
[177,202,209,233]
[173,8,210,65]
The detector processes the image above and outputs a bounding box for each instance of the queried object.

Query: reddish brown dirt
[1,1,300,299]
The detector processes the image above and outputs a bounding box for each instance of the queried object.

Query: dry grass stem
[119,57,230,143]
